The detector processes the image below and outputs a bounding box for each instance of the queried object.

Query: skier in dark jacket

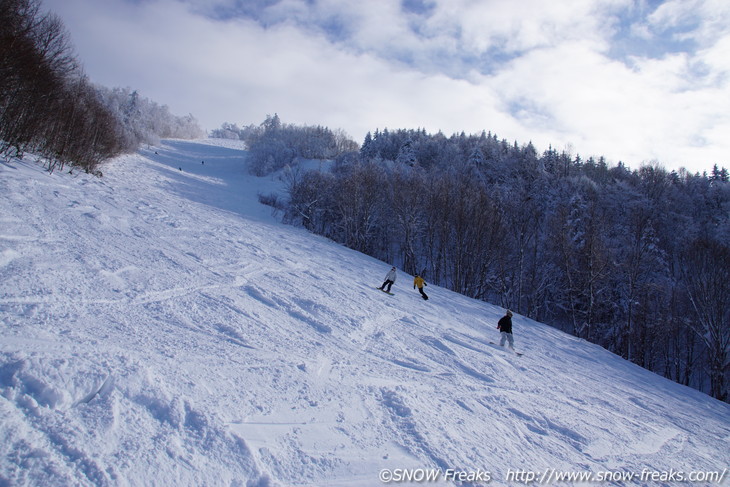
[497,310,514,350]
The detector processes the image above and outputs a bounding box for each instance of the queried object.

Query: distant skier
[413,274,428,300]
[497,310,515,350]
[379,266,397,293]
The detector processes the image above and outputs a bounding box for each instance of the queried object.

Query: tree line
[0,0,203,174]
[211,114,358,176]
[253,125,729,402]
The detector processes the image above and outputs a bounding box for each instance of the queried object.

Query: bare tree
[680,239,730,401]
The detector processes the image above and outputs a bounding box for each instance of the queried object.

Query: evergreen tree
[396,139,417,166]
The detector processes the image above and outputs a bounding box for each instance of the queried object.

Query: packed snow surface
[1,139,728,487]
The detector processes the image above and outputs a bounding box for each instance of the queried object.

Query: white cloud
[43,0,730,173]
[429,0,620,53]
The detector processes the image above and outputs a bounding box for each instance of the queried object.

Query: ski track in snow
[1,139,729,486]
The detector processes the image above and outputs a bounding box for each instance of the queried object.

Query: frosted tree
[467,145,486,168]
[615,204,667,364]
[549,181,612,341]
[360,132,374,159]
[395,139,417,166]
[331,163,384,253]
[680,239,730,401]
[388,166,425,275]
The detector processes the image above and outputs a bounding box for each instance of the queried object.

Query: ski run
[1,139,728,486]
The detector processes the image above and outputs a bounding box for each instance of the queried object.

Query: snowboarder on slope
[497,310,514,350]
[413,275,428,300]
[379,266,397,293]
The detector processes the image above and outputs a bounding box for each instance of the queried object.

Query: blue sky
[44,0,730,173]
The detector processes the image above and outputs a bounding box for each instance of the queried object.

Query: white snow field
[1,139,728,487]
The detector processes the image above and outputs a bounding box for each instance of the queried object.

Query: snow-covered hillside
[1,140,728,487]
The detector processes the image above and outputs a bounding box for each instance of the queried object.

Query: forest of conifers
[226,116,730,403]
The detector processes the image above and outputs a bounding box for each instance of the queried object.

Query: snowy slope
[1,139,728,487]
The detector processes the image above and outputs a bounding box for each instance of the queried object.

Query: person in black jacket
[497,310,514,350]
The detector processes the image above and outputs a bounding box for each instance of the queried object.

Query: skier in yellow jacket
[413,275,428,300]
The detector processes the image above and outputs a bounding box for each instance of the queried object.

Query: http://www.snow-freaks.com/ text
[378,467,727,484]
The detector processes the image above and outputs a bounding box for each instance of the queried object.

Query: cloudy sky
[44,0,729,173]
